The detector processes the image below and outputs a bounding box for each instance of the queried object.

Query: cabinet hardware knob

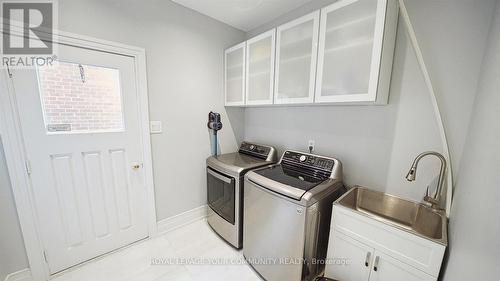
[364,252,371,267]
[373,256,380,272]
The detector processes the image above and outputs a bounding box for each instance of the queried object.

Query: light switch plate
[150,121,162,134]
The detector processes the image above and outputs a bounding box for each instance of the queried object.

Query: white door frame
[0,29,157,281]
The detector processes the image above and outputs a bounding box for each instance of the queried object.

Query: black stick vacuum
[207,112,223,156]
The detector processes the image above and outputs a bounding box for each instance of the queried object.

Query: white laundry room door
[11,43,150,274]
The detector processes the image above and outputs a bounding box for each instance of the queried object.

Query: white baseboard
[156,205,208,235]
[4,269,31,281]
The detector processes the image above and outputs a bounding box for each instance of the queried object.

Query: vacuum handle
[208,111,222,131]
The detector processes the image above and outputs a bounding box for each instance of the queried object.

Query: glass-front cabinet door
[315,0,398,104]
[225,42,246,106]
[274,11,320,104]
[246,30,276,105]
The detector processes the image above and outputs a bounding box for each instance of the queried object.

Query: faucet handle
[424,190,443,210]
[423,187,433,206]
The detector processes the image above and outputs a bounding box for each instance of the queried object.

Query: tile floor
[51,220,262,281]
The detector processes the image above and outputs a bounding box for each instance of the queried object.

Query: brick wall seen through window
[38,61,124,133]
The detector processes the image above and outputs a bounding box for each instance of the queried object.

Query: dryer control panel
[239,142,273,160]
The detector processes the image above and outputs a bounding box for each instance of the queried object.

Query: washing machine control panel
[282,151,335,172]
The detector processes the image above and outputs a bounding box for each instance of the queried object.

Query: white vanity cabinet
[325,205,445,281]
[225,42,246,106]
[326,231,373,281]
[245,30,276,105]
[315,0,398,104]
[368,251,436,281]
[274,11,320,104]
[327,233,435,281]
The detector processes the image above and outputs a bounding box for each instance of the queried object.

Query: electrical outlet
[308,140,315,152]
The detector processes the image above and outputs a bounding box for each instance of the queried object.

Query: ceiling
[171,0,316,31]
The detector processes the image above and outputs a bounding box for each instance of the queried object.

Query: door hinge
[43,250,49,263]
[25,160,32,176]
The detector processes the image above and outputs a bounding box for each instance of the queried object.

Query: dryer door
[207,167,236,224]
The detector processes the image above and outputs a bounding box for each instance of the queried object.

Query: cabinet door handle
[364,252,371,267]
[373,256,380,272]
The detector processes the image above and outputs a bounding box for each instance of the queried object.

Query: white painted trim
[133,41,158,239]
[0,28,157,280]
[0,73,49,281]
[3,268,32,281]
[399,0,453,216]
[157,205,208,235]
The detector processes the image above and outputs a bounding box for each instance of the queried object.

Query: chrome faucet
[406,151,447,210]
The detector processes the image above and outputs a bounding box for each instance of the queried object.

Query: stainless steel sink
[336,186,448,245]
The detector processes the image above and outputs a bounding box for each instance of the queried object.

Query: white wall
[443,1,500,279]
[55,0,246,220]
[0,137,28,281]
[402,0,495,175]
[244,0,495,202]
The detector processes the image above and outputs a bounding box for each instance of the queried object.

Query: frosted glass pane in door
[248,36,272,102]
[321,0,377,96]
[226,48,244,103]
[277,20,314,99]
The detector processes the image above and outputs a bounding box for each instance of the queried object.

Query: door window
[37,61,125,133]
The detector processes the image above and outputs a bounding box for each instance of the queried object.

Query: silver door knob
[132,163,142,170]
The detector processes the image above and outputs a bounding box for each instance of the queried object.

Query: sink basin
[336,186,447,245]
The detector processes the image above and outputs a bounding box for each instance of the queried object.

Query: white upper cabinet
[225,42,246,106]
[315,0,398,104]
[274,11,320,104]
[246,30,276,105]
[224,0,398,107]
